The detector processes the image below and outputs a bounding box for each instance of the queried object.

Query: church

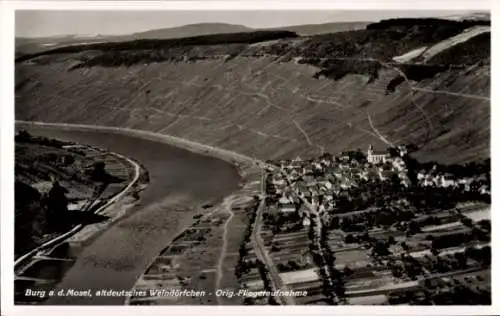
[367,144,389,164]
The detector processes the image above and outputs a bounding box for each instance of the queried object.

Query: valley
[13,15,491,306]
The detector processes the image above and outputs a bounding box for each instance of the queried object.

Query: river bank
[15,122,244,305]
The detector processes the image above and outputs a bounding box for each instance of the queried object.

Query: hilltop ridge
[15,21,370,55]
[131,22,254,39]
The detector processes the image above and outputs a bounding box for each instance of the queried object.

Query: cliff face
[15,20,490,164]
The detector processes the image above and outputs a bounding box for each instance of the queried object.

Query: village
[236,144,491,305]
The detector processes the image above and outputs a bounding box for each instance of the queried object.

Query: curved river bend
[19,126,241,305]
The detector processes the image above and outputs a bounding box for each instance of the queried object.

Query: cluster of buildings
[416,168,490,195]
[268,144,490,219]
[267,145,411,218]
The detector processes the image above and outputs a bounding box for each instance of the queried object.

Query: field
[464,208,490,222]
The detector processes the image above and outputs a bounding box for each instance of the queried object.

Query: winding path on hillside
[412,87,490,101]
[16,122,242,305]
[377,59,434,137]
[175,53,487,152]
[367,112,395,147]
[167,62,488,154]
[67,55,487,158]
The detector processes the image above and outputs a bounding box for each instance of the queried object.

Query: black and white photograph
[2,1,494,313]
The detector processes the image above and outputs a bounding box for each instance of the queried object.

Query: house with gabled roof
[278,195,297,214]
[367,144,389,164]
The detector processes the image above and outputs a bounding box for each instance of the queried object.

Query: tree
[343,265,354,277]
[388,236,396,245]
[476,246,491,266]
[132,191,140,201]
[15,181,46,255]
[407,220,421,235]
[15,130,32,142]
[342,150,366,163]
[271,244,280,252]
[472,226,489,242]
[387,147,399,158]
[45,180,69,231]
[477,220,491,232]
[276,263,287,272]
[91,161,108,183]
[406,143,419,153]
[372,241,391,257]
[61,155,75,166]
[401,241,409,252]
[460,217,474,228]
[344,234,356,244]
[288,260,300,270]
[390,174,402,191]
[329,216,340,229]
[454,252,468,269]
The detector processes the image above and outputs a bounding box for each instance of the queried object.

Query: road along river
[17,124,241,305]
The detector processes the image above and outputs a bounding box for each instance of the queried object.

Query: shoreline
[16,120,259,197]
[15,121,259,170]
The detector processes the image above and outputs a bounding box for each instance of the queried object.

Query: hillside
[14,130,138,257]
[15,18,490,165]
[15,132,98,256]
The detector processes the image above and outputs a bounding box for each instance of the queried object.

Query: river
[17,125,241,305]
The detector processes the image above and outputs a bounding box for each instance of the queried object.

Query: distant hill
[273,21,370,36]
[129,21,371,38]
[131,22,254,39]
[441,11,490,21]
[16,36,108,56]
[16,23,255,55]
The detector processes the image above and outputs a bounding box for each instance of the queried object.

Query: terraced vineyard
[16,18,490,165]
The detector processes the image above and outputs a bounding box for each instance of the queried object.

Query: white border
[1,1,496,315]
[3,0,494,11]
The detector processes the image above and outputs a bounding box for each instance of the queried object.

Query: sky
[16,10,483,38]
